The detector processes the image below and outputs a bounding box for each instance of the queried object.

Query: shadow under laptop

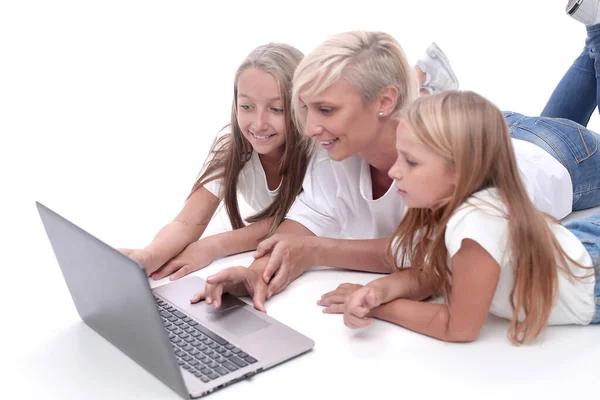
[26,322,179,399]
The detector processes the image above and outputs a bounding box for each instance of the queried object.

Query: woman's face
[299,79,381,161]
[236,68,287,156]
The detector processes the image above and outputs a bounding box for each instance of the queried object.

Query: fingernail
[206,297,212,304]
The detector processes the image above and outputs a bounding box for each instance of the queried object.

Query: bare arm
[142,187,220,273]
[366,239,500,342]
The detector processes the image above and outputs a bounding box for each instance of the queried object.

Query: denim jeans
[541,24,600,126]
[563,214,600,324]
[504,111,600,210]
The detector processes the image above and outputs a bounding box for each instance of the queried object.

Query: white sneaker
[416,42,459,94]
[567,0,600,25]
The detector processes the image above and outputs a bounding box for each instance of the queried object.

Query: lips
[250,132,276,141]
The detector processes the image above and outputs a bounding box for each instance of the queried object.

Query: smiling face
[236,68,287,157]
[299,79,382,161]
[388,124,457,209]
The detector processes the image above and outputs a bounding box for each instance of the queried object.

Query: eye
[319,107,334,115]
[270,107,284,114]
[406,160,418,167]
[239,104,253,111]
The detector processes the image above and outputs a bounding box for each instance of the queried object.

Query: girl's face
[299,79,380,161]
[388,125,456,209]
[236,68,287,156]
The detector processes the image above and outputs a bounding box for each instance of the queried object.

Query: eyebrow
[238,94,282,102]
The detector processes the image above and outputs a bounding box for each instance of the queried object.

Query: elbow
[445,328,480,343]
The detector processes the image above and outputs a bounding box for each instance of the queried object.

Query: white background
[1,1,599,399]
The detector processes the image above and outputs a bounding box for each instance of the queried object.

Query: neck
[257,146,284,172]
[358,119,398,173]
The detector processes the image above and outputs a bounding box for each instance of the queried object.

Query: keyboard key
[244,356,257,364]
[223,351,233,358]
[160,311,172,318]
[177,360,185,366]
[203,349,214,356]
[215,348,226,354]
[222,361,238,372]
[189,367,197,374]
[183,355,192,362]
[174,320,184,326]
[230,356,248,368]
[200,367,212,375]
[183,345,194,352]
[192,325,229,346]
[182,364,191,370]
[208,372,220,380]
[191,331,201,337]
[231,348,242,354]
[208,362,219,369]
[200,376,210,383]
[175,350,185,357]
[209,353,220,360]
[238,352,248,358]
[170,337,182,344]
[189,360,200,367]
[167,316,177,322]
[174,329,183,335]
[174,310,186,318]
[214,366,229,376]
[183,317,193,323]
[184,337,195,343]
[224,344,235,350]
[180,333,190,339]
[216,356,227,364]
[209,343,219,350]
[184,327,195,333]
[188,320,198,326]
[167,325,178,331]
[190,349,200,356]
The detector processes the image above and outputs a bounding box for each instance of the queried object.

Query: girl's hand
[253,234,317,297]
[317,283,364,314]
[151,238,218,281]
[189,266,268,313]
[118,248,157,276]
[343,286,383,329]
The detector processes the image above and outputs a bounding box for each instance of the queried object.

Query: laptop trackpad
[207,306,270,337]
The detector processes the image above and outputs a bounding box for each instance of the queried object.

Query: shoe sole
[426,42,459,89]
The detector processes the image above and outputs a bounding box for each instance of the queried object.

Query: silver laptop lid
[36,202,190,399]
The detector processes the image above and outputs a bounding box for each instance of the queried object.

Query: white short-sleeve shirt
[445,188,596,325]
[203,137,279,212]
[286,139,572,240]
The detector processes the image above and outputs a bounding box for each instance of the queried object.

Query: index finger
[254,236,277,259]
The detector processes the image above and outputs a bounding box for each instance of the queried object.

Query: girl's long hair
[391,91,585,345]
[190,43,313,236]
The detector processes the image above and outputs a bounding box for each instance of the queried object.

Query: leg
[585,23,600,118]
[505,112,600,210]
[541,46,597,126]
[562,213,600,324]
[415,43,459,95]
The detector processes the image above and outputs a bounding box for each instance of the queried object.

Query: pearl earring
[379,111,384,117]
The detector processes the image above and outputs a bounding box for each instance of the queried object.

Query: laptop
[36,202,314,398]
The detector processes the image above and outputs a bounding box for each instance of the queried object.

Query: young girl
[120,42,314,281]
[337,91,600,344]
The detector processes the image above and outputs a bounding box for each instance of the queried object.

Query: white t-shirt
[204,148,280,213]
[512,138,572,220]
[286,139,572,240]
[286,147,406,239]
[445,188,596,325]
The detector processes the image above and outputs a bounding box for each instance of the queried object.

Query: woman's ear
[378,85,399,117]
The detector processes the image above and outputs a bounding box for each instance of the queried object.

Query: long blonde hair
[291,31,418,132]
[391,91,582,345]
[191,43,313,236]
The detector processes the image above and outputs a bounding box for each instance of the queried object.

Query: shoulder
[445,189,509,261]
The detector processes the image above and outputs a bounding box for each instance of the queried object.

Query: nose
[388,161,402,181]
[304,111,322,138]
[252,109,269,131]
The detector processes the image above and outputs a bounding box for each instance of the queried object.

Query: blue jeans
[504,112,600,211]
[563,214,600,324]
[541,24,600,126]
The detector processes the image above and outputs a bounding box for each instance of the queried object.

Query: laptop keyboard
[155,296,258,383]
